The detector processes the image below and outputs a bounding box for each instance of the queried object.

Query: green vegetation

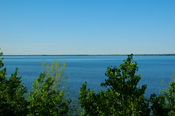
[0,52,29,116]
[79,54,150,115]
[27,58,80,115]
[0,51,174,115]
[149,73,175,115]
[0,52,80,116]
[2,53,175,56]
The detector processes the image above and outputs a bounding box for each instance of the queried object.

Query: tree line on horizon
[2,53,175,56]
[0,51,174,116]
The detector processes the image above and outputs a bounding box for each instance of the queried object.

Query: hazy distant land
[2,54,175,56]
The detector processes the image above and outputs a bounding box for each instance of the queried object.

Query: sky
[0,0,175,55]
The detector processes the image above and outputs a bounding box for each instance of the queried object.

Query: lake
[2,55,175,99]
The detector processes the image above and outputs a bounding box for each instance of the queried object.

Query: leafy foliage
[79,54,150,115]
[0,51,29,116]
[0,49,174,115]
[150,73,175,116]
[27,58,80,115]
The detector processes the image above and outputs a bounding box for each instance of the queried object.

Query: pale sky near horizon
[0,0,175,55]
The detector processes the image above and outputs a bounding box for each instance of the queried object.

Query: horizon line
[2,53,175,56]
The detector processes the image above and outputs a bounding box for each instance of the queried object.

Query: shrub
[78,54,150,115]
[0,51,29,116]
[1,49,174,115]
[150,73,175,116]
[0,50,80,116]
[27,58,80,115]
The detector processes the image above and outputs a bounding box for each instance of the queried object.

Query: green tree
[0,51,29,116]
[1,48,174,116]
[165,73,175,115]
[27,58,81,116]
[79,54,150,115]
[150,73,175,116]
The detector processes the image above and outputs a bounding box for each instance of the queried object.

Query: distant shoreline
[2,54,175,56]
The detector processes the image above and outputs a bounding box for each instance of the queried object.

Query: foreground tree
[0,50,80,115]
[0,51,29,116]
[150,73,175,116]
[79,54,150,115]
[27,58,81,115]
[164,73,175,115]
[1,48,174,115]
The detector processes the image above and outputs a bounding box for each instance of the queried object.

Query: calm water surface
[2,56,175,98]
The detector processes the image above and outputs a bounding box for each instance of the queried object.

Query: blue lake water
[2,56,175,99]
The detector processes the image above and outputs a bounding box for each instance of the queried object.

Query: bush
[27,58,80,115]
[0,51,29,116]
[78,54,150,115]
[150,73,175,116]
[0,51,80,116]
[0,50,174,115]
[78,54,175,116]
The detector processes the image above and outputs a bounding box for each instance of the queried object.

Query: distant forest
[2,54,175,56]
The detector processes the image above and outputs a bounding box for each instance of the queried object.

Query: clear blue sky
[0,0,175,55]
